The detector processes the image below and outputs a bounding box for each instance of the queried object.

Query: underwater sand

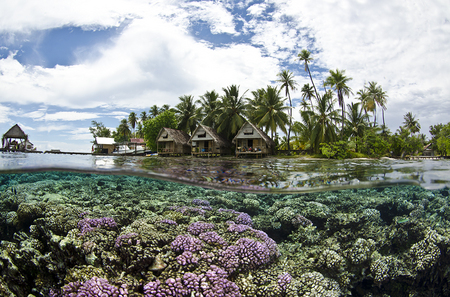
[1,153,450,296]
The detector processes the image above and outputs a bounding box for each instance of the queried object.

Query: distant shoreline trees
[89,49,447,158]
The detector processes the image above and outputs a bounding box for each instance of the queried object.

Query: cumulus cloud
[270,0,450,134]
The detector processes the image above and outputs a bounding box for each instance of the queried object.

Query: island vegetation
[90,50,450,159]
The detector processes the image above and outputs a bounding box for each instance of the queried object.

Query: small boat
[113,145,145,155]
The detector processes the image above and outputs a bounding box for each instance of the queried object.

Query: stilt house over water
[233,121,275,158]
[2,124,35,152]
[189,124,232,157]
[156,128,191,156]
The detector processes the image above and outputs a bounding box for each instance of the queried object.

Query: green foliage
[216,85,248,140]
[310,91,339,153]
[357,127,390,157]
[175,95,200,134]
[143,110,177,151]
[320,141,349,159]
[114,119,131,143]
[430,122,450,155]
[89,121,111,140]
[437,136,450,156]
[390,127,424,157]
[254,85,289,139]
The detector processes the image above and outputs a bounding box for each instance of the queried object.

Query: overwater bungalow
[189,124,232,157]
[233,121,275,158]
[93,137,115,154]
[156,128,191,156]
[1,124,36,152]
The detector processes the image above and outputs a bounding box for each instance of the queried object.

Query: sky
[1,0,449,152]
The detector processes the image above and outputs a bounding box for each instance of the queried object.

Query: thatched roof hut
[189,124,232,157]
[2,124,31,152]
[233,121,275,157]
[156,127,191,156]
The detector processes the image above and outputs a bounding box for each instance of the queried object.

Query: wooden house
[94,137,115,154]
[189,124,232,157]
[2,124,33,152]
[129,138,146,153]
[232,121,275,158]
[156,128,191,156]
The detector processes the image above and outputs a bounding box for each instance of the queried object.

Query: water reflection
[1,152,449,193]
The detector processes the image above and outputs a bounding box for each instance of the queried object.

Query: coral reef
[1,171,450,296]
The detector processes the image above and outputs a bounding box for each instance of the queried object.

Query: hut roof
[190,124,232,148]
[3,124,27,139]
[232,121,275,148]
[130,138,145,144]
[157,128,191,145]
[96,137,115,145]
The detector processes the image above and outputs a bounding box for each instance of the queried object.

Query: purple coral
[171,235,204,253]
[219,235,279,273]
[199,231,227,246]
[192,199,210,206]
[188,221,215,235]
[78,217,117,236]
[218,208,239,214]
[227,222,251,233]
[115,232,139,248]
[158,219,178,225]
[143,266,240,297]
[176,251,199,266]
[62,277,127,297]
[235,212,253,227]
[277,272,292,291]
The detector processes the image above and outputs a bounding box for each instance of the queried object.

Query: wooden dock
[404,155,445,160]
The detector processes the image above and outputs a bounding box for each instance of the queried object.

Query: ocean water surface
[1,152,450,296]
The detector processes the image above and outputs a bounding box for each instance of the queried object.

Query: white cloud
[36,124,73,132]
[0,10,280,110]
[247,3,268,16]
[182,1,237,35]
[0,104,11,123]
[17,122,35,131]
[24,111,98,121]
[270,0,450,136]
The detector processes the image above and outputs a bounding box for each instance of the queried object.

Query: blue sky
[1,0,450,152]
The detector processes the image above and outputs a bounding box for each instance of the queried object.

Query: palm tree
[345,102,368,150]
[276,70,298,154]
[116,119,131,142]
[366,82,388,129]
[140,111,148,123]
[128,112,137,137]
[403,112,421,135]
[324,69,353,139]
[292,109,316,152]
[149,105,160,118]
[175,95,199,134]
[254,86,289,139]
[136,122,144,138]
[247,88,267,126]
[161,104,171,112]
[310,91,339,153]
[197,90,220,128]
[297,49,320,99]
[356,88,373,125]
[216,85,249,140]
[301,83,315,107]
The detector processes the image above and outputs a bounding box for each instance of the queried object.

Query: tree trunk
[287,92,292,155]
[306,64,320,100]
